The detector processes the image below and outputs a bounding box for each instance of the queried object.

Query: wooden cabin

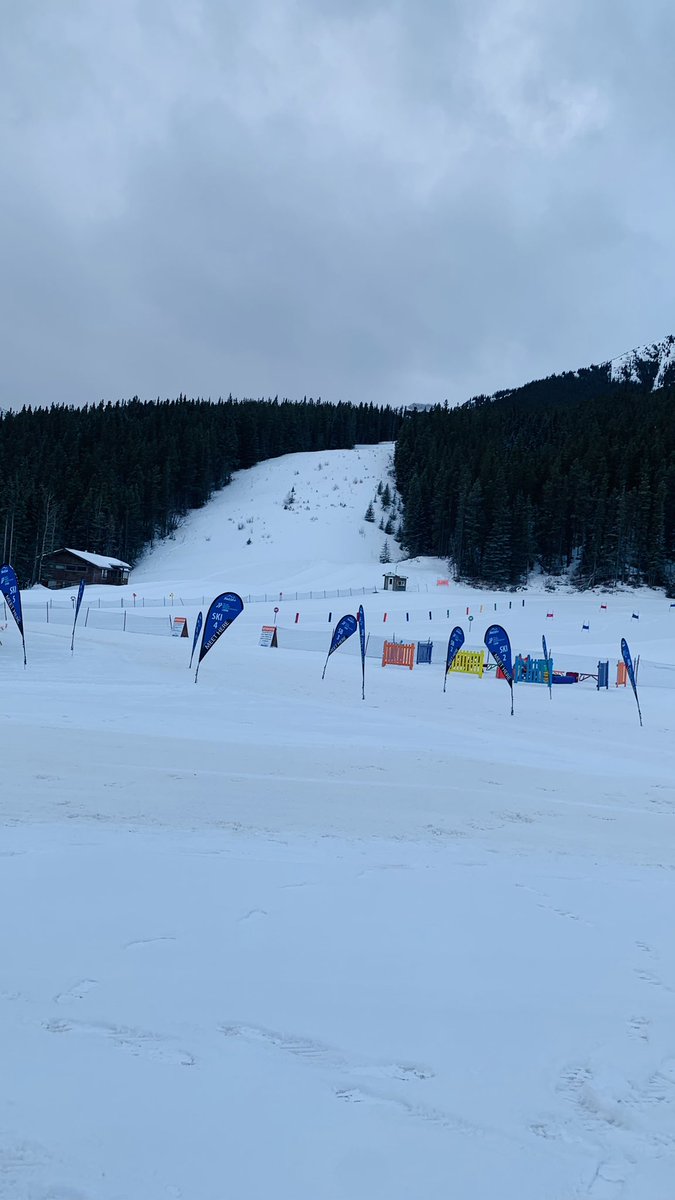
[40,548,131,589]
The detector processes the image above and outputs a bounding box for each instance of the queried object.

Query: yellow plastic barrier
[449,649,485,678]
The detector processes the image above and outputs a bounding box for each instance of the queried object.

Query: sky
[2,0,674,411]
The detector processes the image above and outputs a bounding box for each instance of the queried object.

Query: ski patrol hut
[382,571,407,592]
[40,548,131,589]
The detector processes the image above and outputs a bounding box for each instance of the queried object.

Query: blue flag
[322,614,358,680]
[0,563,26,665]
[358,605,366,700]
[70,578,86,653]
[484,623,514,715]
[621,637,643,726]
[195,592,244,681]
[190,610,203,670]
[443,626,465,693]
[542,634,552,700]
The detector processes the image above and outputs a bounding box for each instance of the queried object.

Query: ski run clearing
[2,442,675,1200]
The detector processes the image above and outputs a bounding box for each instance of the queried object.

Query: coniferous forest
[395,367,675,591]
[0,397,400,585]
[4,352,675,592]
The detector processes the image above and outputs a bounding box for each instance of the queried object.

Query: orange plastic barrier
[616,661,628,687]
[382,641,415,670]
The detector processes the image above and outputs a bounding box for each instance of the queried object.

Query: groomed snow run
[2,443,675,1200]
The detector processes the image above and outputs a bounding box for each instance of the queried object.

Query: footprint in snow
[53,979,98,1004]
[219,1022,433,1083]
[43,1018,195,1066]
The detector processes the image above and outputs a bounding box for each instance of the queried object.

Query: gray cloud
[2,0,675,410]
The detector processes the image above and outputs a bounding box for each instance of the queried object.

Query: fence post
[85,608,90,627]
[46,602,49,623]
[123,611,127,631]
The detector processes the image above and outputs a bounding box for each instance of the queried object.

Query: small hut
[40,548,131,589]
[382,572,407,592]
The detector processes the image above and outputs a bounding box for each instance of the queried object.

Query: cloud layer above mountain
[2,0,674,408]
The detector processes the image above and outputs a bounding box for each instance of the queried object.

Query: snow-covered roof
[64,549,131,570]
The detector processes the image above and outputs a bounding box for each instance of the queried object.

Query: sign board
[172,616,189,638]
[259,625,278,648]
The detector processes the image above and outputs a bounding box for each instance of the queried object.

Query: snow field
[2,444,675,1199]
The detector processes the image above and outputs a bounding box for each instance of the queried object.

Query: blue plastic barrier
[416,640,433,665]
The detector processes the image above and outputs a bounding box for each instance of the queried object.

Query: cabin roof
[57,548,131,570]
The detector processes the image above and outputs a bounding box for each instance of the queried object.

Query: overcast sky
[2,1,674,410]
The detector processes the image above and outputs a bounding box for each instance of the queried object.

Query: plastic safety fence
[17,604,175,636]
[273,625,385,659]
[21,585,385,610]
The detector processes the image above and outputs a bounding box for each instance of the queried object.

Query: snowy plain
[2,443,675,1200]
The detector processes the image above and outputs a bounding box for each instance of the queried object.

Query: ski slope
[2,443,675,1200]
[131,442,401,593]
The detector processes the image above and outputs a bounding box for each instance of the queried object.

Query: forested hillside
[395,369,675,591]
[0,397,400,584]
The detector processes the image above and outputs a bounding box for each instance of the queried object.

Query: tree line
[394,371,675,591]
[0,396,400,585]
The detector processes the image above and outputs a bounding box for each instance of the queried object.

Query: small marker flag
[195,593,243,681]
[484,623,514,715]
[357,605,366,699]
[322,614,357,680]
[621,637,643,727]
[71,579,85,653]
[542,634,552,700]
[443,626,465,693]
[0,563,26,665]
[190,611,203,670]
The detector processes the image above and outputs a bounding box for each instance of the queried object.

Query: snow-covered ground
[2,444,675,1200]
